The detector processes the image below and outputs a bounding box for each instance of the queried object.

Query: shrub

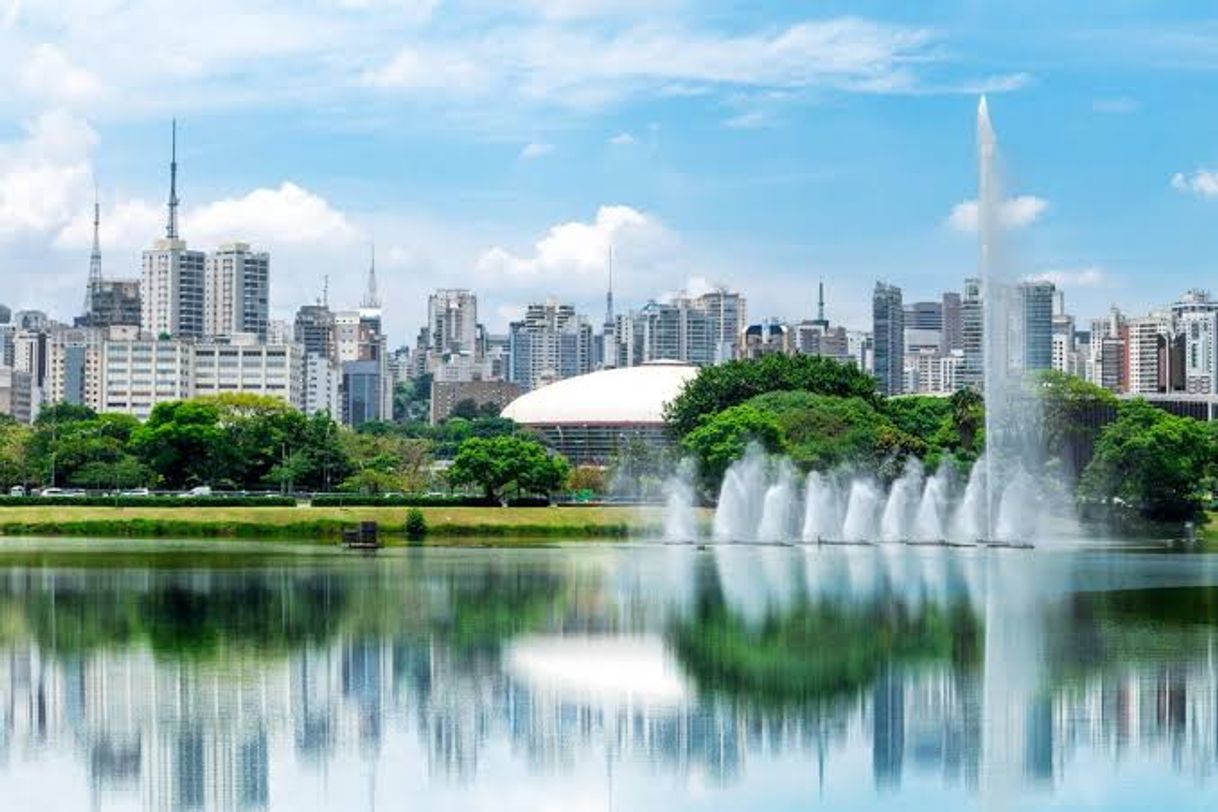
[404,508,428,540]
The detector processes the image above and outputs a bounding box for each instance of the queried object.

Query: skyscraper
[142,121,205,338]
[940,291,962,354]
[959,278,983,391]
[1172,290,1218,394]
[204,242,270,340]
[1017,281,1054,373]
[508,301,594,391]
[872,282,904,395]
[427,289,478,356]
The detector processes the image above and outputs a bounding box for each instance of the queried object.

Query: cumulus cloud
[361,47,489,91]
[519,142,554,160]
[476,205,675,285]
[946,195,1048,232]
[57,182,358,251]
[20,44,103,104]
[0,111,97,239]
[1024,266,1106,288]
[1171,169,1218,198]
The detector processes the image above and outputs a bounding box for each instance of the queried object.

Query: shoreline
[0,505,670,541]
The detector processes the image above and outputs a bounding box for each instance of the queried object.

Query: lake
[0,537,1216,811]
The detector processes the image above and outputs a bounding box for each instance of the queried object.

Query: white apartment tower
[1172,290,1218,394]
[142,121,205,338]
[427,289,478,356]
[205,242,270,340]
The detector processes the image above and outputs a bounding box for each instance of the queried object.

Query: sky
[2,1,1218,343]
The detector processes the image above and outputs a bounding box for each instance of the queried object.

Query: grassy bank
[0,504,669,542]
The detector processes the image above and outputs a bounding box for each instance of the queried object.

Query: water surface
[0,537,1216,811]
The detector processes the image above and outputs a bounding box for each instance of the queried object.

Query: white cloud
[519,142,554,160]
[476,205,675,286]
[947,195,1048,231]
[1171,169,1218,198]
[0,111,97,238]
[608,132,637,146]
[361,47,489,91]
[723,110,773,129]
[20,44,103,104]
[1024,266,1107,288]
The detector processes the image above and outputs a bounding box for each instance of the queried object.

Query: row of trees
[0,394,572,501]
[664,354,1216,522]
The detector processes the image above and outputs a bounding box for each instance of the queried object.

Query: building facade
[872,282,904,396]
[204,243,270,341]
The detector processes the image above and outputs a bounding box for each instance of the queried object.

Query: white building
[204,242,270,341]
[47,326,102,409]
[100,339,194,418]
[428,289,478,356]
[1126,314,1169,395]
[193,342,303,408]
[1172,290,1218,394]
[304,353,341,416]
[0,366,33,423]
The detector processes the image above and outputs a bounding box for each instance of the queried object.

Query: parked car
[121,488,151,497]
[38,487,66,497]
[178,485,213,498]
[9,486,26,497]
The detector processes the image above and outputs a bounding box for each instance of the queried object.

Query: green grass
[0,504,677,542]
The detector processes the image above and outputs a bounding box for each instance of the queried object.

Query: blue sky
[2,1,1218,341]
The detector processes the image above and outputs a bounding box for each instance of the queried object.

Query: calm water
[1,538,1217,811]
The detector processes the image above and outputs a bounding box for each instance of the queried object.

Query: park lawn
[0,504,670,541]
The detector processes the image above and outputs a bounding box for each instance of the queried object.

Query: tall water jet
[880,458,923,542]
[662,460,699,542]
[841,480,881,542]
[801,471,843,542]
[976,96,1055,541]
[757,459,799,542]
[712,444,768,542]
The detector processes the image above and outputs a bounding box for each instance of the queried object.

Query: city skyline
[4,3,1218,339]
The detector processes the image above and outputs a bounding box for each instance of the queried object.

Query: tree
[664,354,878,437]
[130,400,228,488]
[447,435,570,502]
[1038,370,1118,477]
[1079,399,1215,520]
[0,418,31,488]
[339,432,431,494]
[681,404,782,492]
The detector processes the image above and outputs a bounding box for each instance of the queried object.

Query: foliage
[1079,398,1215,520]
[664,354,879,437]
[130,400,228,488]
[447,435,571,502]
[392,373,432,422]
[681,391,923,492]
[1037,370,1118,476]
[566,465,607,495]
[338,431,431,494]
[404,508,428,540]
[883,396,952,442]
[0,418,32,488]
[449,398,503,420]
[0,496,297,507]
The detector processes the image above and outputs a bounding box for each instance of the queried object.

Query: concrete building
[294,304,336,360]
[99,339,194,418]
[1126,314,1171,395]
[193,342,303,408]
[508,301,595,391]
[1172,290,1218,394]
[428,289,478,356]
[341,359,385,426]
[941,291,962,354]
[81,280,142,329]
[303,353,340,417]
[0,366,33,423]
[501,362,697,465]
[430,380,523,424]
[872,282,904,395]
[959,278,984,391]
[47,326,102,409]
[1018,281,1055,373]
[204,243,270,341]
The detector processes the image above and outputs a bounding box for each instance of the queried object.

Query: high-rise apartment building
[294,304,336,360]
[508,301,594,391]
[959,278,983,391]
[872,282,904,396]
[427,289,478,356]
[940,291,962,354]
[204,242,270,340]
[1126,314,1170,395]
[1172,290,1218,394]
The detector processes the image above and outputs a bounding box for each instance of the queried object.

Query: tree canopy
[664,354,878,437]
[447,434,570,502]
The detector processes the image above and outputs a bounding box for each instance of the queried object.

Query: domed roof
[502,362,698,426]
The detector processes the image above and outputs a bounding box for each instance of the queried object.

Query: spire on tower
[89,184,102,285]
[604,243,615,327]
[812,279,829,328]
[166,119,180,240]
[361,243,381,309]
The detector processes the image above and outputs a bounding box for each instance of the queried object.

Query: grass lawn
[0,504,675,541]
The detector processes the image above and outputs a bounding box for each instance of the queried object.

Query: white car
[179,486,213,498]
[8,486,25,497]
[121,488,151,497]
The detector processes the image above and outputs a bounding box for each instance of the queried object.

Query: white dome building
[501,362,698,464]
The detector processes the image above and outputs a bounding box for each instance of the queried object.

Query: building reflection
[0,550,1215,809]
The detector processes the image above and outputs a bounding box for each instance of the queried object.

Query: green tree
[1079,399,1215,520]
[680,404,782,492]
[339,432,431,494]
[1038,370,1118,477]
[448,435,570,502]
[664,354,878,437]
[0,417,31,488]
[130,400,228,488]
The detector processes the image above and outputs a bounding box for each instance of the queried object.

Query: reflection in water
[0,543,1216,810]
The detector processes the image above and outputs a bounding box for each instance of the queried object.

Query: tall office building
[142,121,205,338]
[1017,281,1055,373]
[940,291,963,354]
[694,287,747,364]
[1172,290,1218,394]
[427,289,478,356]
[872,282,904,395]
[508,301,594,391]
[959,278,984,391]
[204,242,270,340]
[294,304,336,360]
